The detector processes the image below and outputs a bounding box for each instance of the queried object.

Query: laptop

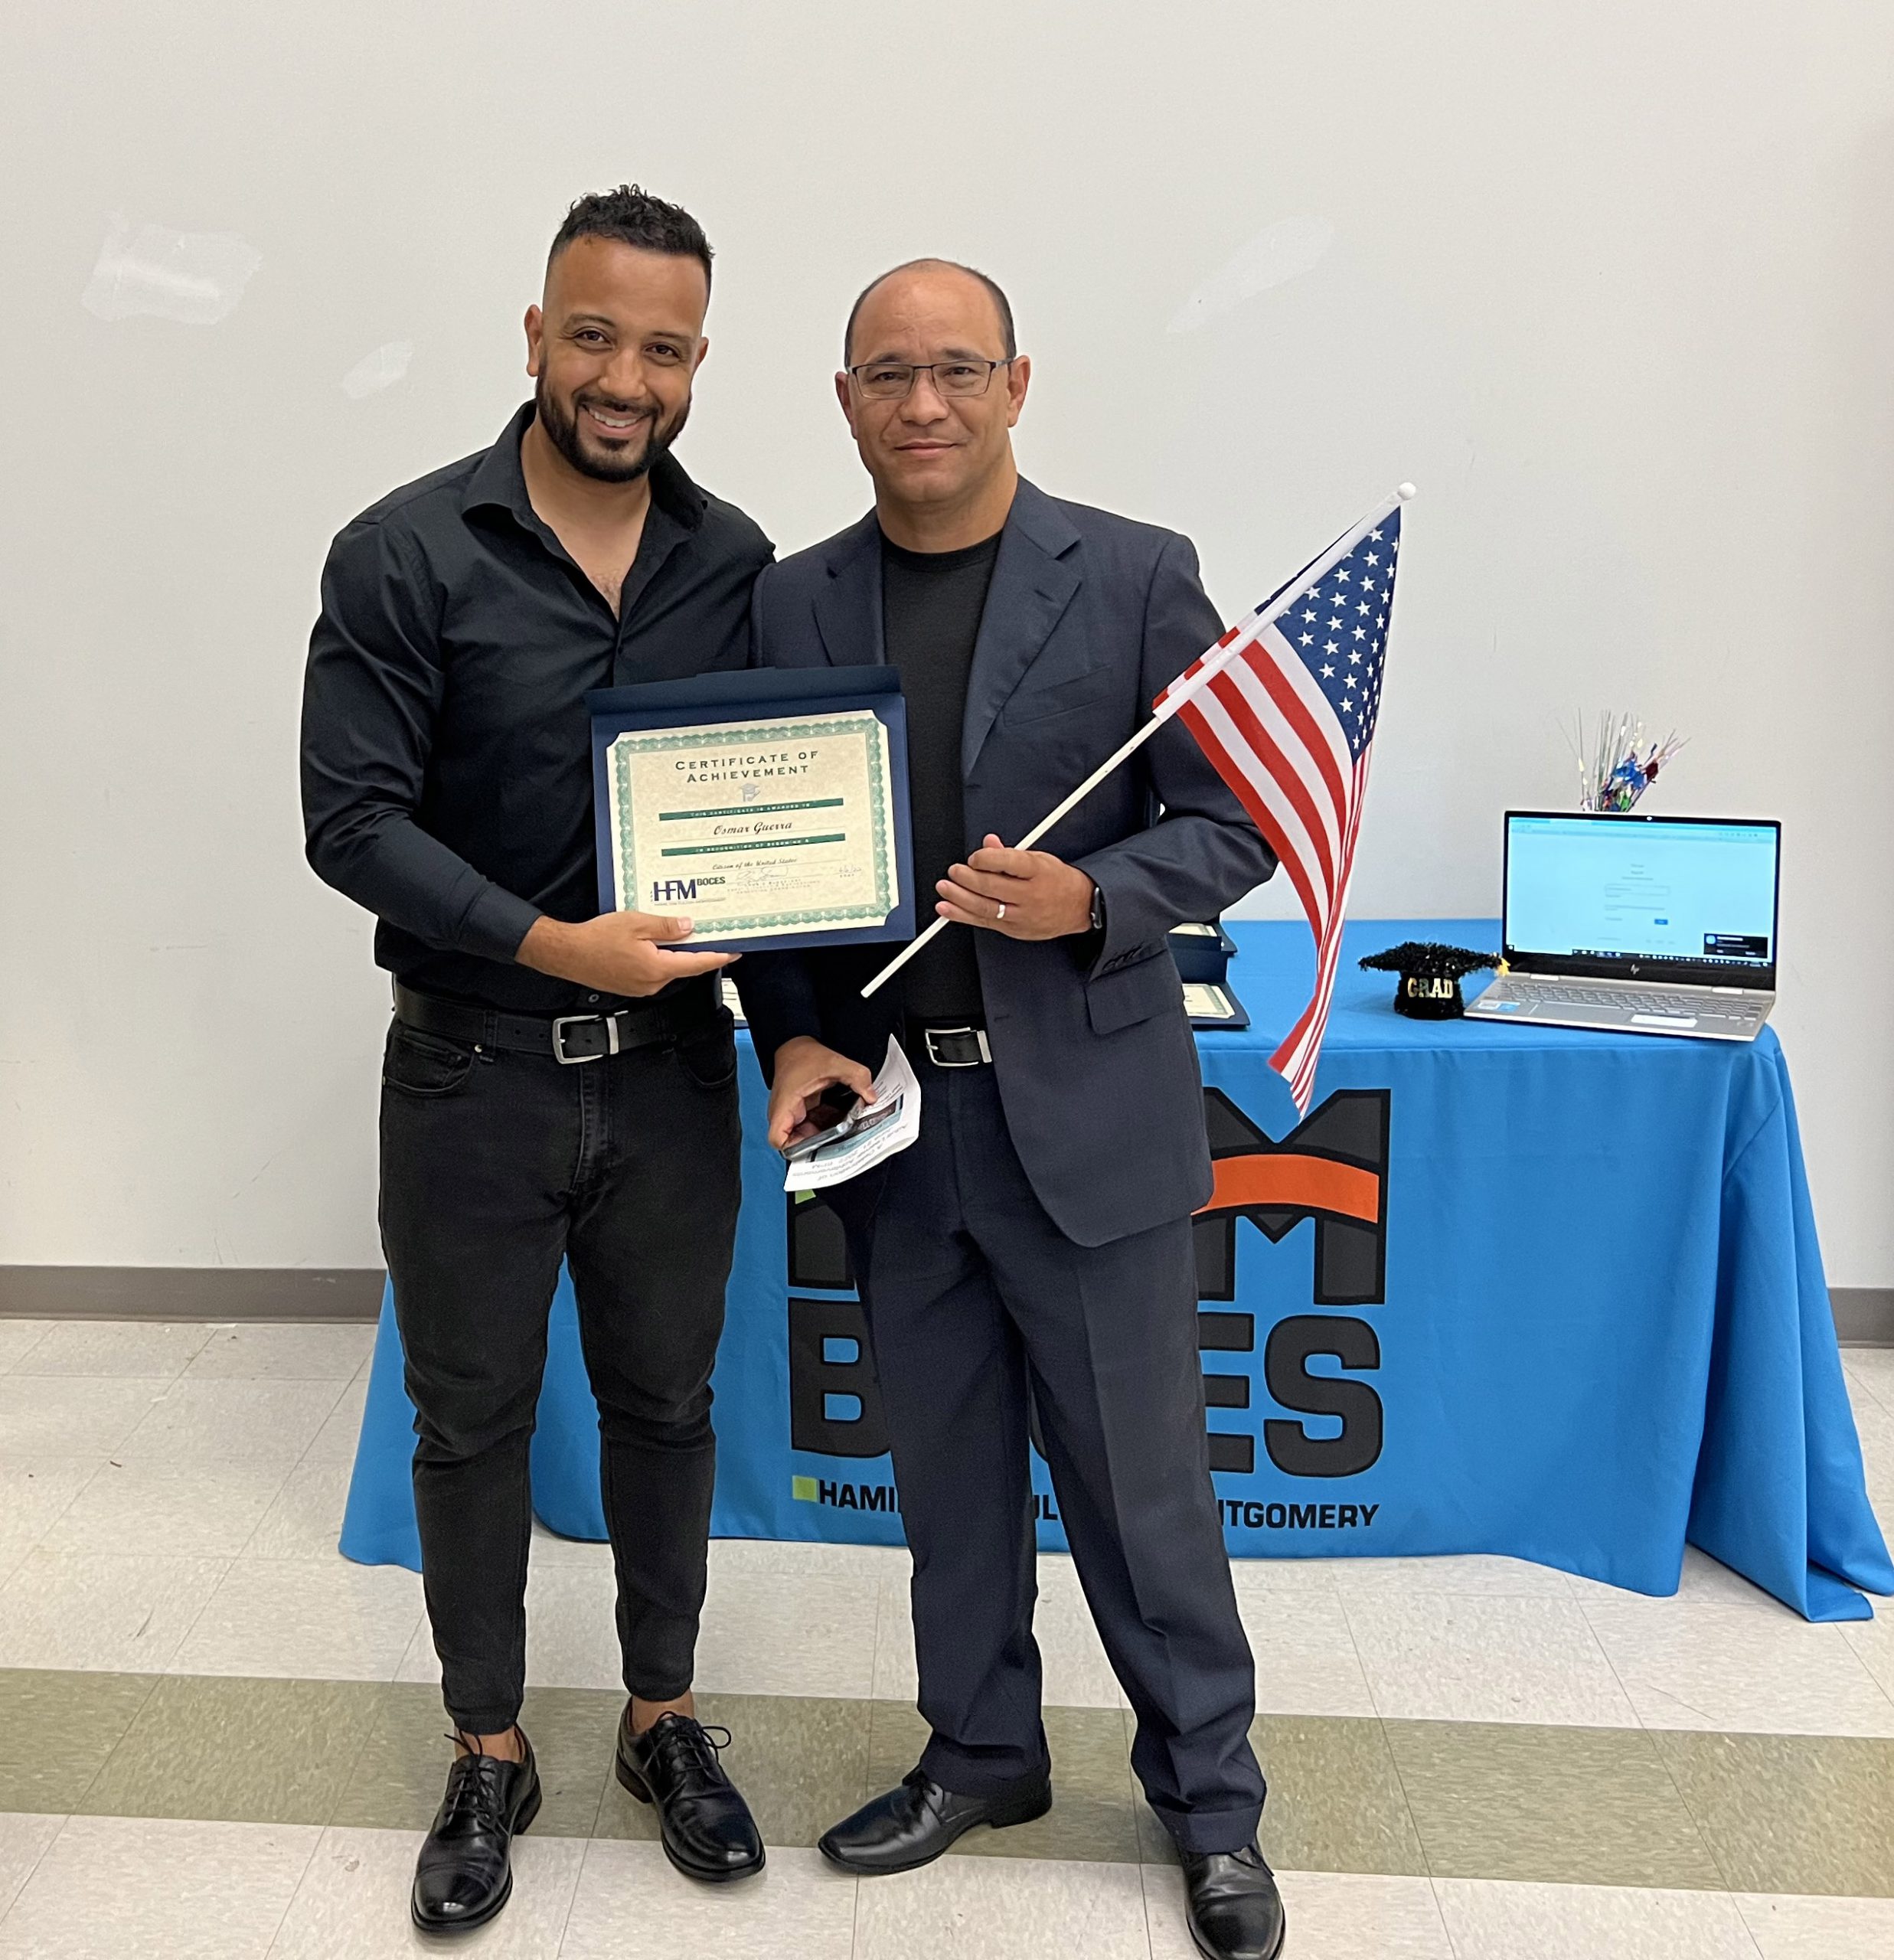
[1466,811,1780,1041]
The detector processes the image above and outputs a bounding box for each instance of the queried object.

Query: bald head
[844,258,1016,367]
[833,255,1030,549]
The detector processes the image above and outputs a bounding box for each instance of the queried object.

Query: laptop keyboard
[1497,979,1765,1024]
[1522,984,1711,1014]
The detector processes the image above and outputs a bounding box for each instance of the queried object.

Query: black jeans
[378,1004,741,1735]
[832,1059,1265,1856]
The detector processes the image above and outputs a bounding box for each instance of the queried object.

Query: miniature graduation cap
[1358,941,1497,1019]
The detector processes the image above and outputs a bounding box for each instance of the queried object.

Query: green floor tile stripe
[2,1668,1892,1899]
[1381,1720,1726,1891]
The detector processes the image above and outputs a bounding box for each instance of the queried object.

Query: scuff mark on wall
[81,214,263,325]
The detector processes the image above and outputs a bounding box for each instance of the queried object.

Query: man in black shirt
[739,262,1286,1960]
[302,188,769,1932]
[879,531,999,1019]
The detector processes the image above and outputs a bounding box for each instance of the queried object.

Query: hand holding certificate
[588,670,915,954]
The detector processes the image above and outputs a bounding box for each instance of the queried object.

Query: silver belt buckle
[923,1025,991,1068]
[551,1014,621,1064]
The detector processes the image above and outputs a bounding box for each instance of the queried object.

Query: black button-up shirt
[301,403,772,1014]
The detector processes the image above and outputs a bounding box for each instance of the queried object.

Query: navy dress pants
[835,1056,1265,1856]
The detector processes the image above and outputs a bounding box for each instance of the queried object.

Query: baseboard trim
[1,1267,1889,1340]
[1831,1288,1894,1347]
[0,1267,384,1322]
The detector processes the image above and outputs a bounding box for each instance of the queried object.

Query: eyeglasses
[847,358,1014,402]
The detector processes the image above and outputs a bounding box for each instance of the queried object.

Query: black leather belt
[394,982,721,1066]
[913,1022,992,1068]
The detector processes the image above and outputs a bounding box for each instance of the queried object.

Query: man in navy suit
[737,260,1285,1960]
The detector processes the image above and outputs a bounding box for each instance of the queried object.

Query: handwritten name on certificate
[606,710,900,939]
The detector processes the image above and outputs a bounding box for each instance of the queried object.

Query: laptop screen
[1503,812,1780,983]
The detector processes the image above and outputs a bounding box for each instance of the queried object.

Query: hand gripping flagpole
[860,483,1416,1000]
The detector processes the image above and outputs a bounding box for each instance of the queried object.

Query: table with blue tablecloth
[340,917,1891,1624]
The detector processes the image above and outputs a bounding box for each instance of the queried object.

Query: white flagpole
[859,483,1415,1000]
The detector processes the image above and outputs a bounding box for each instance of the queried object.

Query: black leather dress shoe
[616,1710,765,1882]
[410,1735,541,1933]
[818,1767,1053,1875]
[1180,1844,1287,1960]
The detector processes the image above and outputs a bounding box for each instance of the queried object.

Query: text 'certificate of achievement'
[589,668,915,954]
[606,711,897,941]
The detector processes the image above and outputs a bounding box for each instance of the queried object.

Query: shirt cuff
[459,884,544,965]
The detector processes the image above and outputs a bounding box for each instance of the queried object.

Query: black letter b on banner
[788,1297,890,1459]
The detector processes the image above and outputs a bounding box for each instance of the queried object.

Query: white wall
[1,0,1889,1281]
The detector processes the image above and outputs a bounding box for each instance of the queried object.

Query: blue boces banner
[342,919,1892,1624]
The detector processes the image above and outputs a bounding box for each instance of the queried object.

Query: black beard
[534,377,690,483]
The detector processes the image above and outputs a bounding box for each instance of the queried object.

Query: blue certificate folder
[586,667,915,956]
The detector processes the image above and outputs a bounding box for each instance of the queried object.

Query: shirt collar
[462,400,707,532]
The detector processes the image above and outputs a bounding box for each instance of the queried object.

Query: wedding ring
[995,903,1007,921]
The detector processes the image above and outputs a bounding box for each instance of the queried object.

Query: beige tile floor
[0,1318,1888,1957]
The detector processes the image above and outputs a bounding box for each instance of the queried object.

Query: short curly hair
[548,185,713,293]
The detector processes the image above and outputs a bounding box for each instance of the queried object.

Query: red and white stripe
[1157,615,1375,1113]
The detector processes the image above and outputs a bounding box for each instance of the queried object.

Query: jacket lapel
[961,479,1082,779]
[812,513,885,667]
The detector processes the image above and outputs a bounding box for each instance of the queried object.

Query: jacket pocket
[1084,949,1178,1035]
[1004,668,1115,728]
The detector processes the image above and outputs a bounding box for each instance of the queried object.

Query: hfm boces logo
[651,875,730,905]
[785,1086,1392,1537]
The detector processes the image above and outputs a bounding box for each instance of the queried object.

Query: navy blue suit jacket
[735,478,1276,1247]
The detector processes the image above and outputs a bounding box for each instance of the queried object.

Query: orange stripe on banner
[1197,1152,1380,1223]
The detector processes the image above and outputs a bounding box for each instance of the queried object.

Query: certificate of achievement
[588,665,914,954]
[604,708,900,942]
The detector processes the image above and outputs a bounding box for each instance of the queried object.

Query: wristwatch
[1088,881,1107,934]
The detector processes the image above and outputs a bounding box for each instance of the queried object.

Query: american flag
[1154,503,1402,1112]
